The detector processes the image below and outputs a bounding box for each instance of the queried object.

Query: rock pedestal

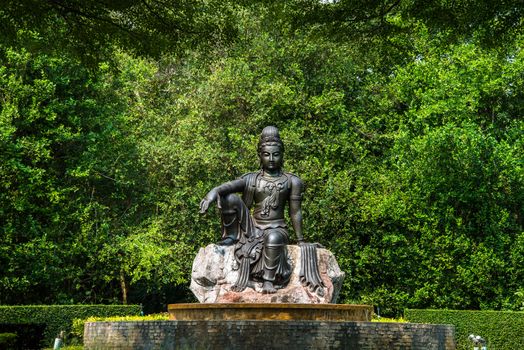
[190,244,345,304]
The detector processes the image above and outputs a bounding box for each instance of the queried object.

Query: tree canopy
[0,0,236,63]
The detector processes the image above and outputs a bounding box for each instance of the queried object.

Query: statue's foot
[231,284,246,292]
[217,237,237,246]
[262,281,277,294]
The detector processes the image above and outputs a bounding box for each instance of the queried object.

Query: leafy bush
[405,309,524,350]
[371,316,408,323]
[71,313,169,340]
[0,305,141,346]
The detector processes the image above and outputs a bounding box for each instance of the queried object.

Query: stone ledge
[168,303,373,321]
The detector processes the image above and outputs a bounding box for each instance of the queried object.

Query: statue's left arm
[289,175,305,244]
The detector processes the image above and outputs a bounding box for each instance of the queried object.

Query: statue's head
[258,126,284,172]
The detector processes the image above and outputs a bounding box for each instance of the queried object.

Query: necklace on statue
[259,172,287,217]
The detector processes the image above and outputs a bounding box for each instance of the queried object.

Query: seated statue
[199,126,305,294]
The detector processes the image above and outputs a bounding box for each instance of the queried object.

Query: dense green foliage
[0,305,140,345]
[0,39,193,309]
[405,309,524,350]
[0,2,523,316]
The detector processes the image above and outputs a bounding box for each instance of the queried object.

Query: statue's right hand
[199,198,211,214]
[199,190,218,214]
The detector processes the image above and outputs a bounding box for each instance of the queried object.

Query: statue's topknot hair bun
[258,126,284,152]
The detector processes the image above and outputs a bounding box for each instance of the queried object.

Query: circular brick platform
[84,320,456,349]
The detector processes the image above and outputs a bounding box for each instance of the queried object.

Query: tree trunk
[120,270,128,305]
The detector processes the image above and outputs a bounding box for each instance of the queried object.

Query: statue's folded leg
[220,194,260,291]
[218,193,248,245]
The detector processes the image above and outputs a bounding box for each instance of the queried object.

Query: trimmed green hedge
[405,309,524,350]
[0,324,45,349]
[0,333,17,349]
[0,305,141,347]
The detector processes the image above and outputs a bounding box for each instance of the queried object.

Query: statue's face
[259,144,283,171]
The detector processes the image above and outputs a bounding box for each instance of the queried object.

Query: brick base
[84,320,455,349]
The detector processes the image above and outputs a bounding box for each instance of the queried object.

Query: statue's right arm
[199,179,246,213]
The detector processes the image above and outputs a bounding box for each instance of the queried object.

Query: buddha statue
[199,126,305,294]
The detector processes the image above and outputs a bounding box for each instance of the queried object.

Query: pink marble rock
[190,244,345,304]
